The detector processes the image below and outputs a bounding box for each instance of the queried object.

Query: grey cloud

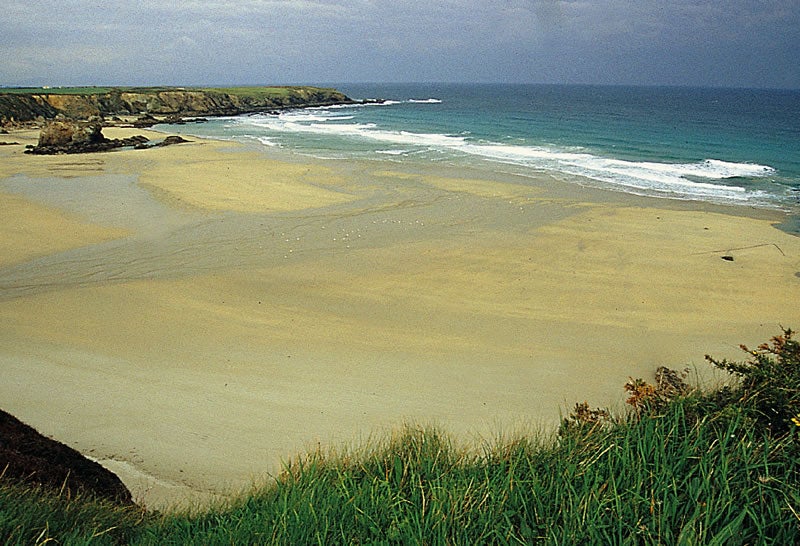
[1,0,797,87]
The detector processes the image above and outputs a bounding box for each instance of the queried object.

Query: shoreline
[146,118,800,236]
[2,127,799,509]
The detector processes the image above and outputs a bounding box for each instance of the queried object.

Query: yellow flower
[792,414,800,427]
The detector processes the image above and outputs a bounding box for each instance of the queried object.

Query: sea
[162,83,800,215]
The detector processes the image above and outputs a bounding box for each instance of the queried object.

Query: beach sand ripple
[2,129,799,509]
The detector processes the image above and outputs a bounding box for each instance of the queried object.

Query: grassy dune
[2,331,799,544]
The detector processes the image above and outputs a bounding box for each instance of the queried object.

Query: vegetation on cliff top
[1,329,799,544]
[0,86,118,95]
[0,85,342,96]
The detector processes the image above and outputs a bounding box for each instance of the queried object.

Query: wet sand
[2,128,799,509]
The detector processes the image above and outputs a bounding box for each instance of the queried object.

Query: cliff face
[115,87,353,115]
[39,94,103,119]
[0,86,354,123]
[116,91,240,115]
[0,94,59,123]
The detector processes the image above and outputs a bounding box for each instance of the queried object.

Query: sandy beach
[2,127,799,510]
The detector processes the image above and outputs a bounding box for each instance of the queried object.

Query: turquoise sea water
[164,83,800,211]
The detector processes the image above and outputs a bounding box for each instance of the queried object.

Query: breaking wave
[231,112,776,204]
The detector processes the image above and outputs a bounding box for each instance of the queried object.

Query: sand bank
[138,142,355,212]
[0,191,128,267]
[1,128,799,509]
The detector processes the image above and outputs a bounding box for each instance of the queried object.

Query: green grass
[2,331,799,544]
[0,482,146,545]
[137,409,798,545]
[0,87,116,95]
[1,86,340,98]
[200,86,341,99]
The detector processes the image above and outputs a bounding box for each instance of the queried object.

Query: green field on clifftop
[200,86,341,98]
[0,86,338,97]
[0,86,117,95]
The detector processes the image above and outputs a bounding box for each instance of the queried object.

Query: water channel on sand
[2,132,799,508]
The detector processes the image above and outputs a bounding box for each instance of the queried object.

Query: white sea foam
[257,136,277,147]
[463,143,774,201]
[308,103,359,110]
[235,113,776,204]
[316,98,439,107]
[277,111,355,123]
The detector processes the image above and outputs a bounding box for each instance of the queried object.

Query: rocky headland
[0,86,363,125]
[1,85,371,154]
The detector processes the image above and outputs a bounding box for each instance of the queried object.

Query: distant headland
[0,86,381,155]
[0,86,375,125]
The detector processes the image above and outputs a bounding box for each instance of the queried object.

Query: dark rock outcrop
[0,409,133,505]
[25,120,151,154]
[0,94,59,124]
[156,135,191,147]
[37,119,104,147]
[133,135,191,150]
[24,120,190,154]
[131,113,159,128]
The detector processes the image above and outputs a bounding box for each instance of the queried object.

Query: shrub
[706,328,800,436]
[624,366,692,414]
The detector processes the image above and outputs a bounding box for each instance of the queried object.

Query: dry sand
[1,128,799,510]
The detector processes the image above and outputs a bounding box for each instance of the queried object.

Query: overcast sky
[2,0,798,89]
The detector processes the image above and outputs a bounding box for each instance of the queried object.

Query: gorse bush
[624,366,692,413]
[706,327,800,436]
[575,328,800,439]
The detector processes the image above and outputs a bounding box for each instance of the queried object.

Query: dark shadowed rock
[26,121,151,154]
[131,113,159,128]
[129,135,190,150]
[37,119,105,148]
[157,135,190,147]
[0,409,133,505]
[0,94,60,124]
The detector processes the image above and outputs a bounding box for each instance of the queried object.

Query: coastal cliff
[0,86,355,124]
